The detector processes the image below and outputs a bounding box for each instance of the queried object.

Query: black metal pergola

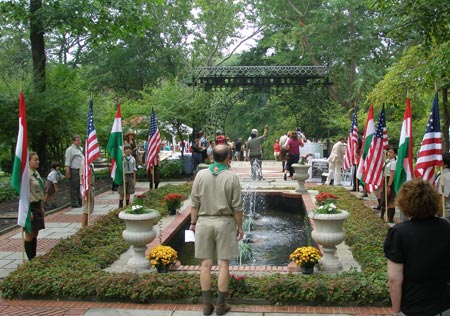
[192,65,330,91]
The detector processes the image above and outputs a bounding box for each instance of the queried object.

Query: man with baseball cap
[247,125,268,180]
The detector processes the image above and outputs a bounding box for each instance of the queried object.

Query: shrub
[0,175,18,202]
[159,159,183,178]
[0,185,391,306]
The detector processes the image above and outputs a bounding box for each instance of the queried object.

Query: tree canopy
[0,0,448,172]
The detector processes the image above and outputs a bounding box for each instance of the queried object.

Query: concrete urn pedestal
[308,210,350,272]
[118,210,159,271]
[292,164,310,193]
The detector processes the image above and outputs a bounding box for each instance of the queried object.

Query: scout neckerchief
[208,163,228,175]
[124,156,132,172]
[33,171,45,190]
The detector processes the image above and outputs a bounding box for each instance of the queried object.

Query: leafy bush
[0,185,391,306]
[0,175,18,202]
[135,159,184,180]
[159,159,183,178]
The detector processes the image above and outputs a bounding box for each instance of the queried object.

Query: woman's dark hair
[396,178,441,219]
[51,161,60,169]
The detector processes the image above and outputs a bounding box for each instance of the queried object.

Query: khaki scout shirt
[30,169,44,203]
[190,168,242,216]
[65,144,84,169]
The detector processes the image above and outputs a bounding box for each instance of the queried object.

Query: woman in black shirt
[384,178,450,316]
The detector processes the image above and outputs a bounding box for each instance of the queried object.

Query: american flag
[363,106,389,193]
[414,93,442,183]
[82,100,100,196]
[146,107,161,172]
[343,108,358,171]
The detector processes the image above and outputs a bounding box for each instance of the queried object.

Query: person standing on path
[384,178,450,316]
[64,135,84,208]
[273,139,281,161]
[79,160,95,228]
[435,152,450,221]
[380,147,397,223]
[118,145,137,208]
[25,152,45,260]
[279,132,289,172]
[325,137,346,186]
[189,144,244,316]
[284,131,303,180]
[247,125,268,181]
[43,161,64,209]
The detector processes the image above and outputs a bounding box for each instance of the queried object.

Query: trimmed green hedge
[0,186,390,306]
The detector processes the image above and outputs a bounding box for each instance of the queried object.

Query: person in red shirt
[273,139,281,161]
[215,130,226,145]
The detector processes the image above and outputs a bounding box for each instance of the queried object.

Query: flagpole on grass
[151,166,155,189]
[122,159,126,203]
[21,229,25,262]
[383,150,388,221]
[87,187,91,226]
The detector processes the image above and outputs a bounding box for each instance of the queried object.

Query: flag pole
[87,188,91,226]
[152,166,155,189]
[383,150,388,221]
[122,159,126,203]
[21,229,25,262]
[441,165,446,218]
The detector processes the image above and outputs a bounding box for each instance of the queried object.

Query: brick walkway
[0,161,390,316]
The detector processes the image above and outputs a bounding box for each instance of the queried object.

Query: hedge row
[0,185,391,306]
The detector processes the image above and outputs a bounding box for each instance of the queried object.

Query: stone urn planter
[308,210,350,272]
[118,210,159,271]
[292,164,310,193]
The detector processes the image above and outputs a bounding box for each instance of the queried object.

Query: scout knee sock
[32,237,37,258]
[119,200,123,208]
[380,207,385,220]
[24,240,35,260]
[217,291,228,304]
[126,199,130,206]
[388,208,395,223]
[202,290,212,305]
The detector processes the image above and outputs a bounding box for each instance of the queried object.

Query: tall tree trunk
[30,0,48,173]
[30,0,46,93]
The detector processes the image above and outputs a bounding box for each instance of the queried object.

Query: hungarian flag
[414,93,442,183]
[343,108,358,171]
[106,103,123,185]
[394,99,413,193]
[363,106,388,193]
[82,100,100,196]
[356,105,374,182]
[11,92,31,233]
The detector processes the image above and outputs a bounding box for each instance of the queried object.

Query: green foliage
[238,242,253,262]
[159,159,183,179]
[0,175,18,202]
[0,183,391,306]
[129,183,191,218]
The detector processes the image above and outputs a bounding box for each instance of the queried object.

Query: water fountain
[169,188,309,266]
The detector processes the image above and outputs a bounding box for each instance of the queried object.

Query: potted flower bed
[308,194,349,272]
[118,205,159,270]
[289,246,322,274]
[147,245,178,273]
[162,193,185,215]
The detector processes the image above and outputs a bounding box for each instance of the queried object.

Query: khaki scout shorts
[195,216,238,260]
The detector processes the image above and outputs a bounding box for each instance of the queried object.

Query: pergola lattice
[192,65,330,90]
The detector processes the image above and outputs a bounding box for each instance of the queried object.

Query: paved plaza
[0,161,393,316]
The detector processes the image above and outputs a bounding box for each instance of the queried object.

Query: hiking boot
[215,303,230,315]
[203,304,214,316]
